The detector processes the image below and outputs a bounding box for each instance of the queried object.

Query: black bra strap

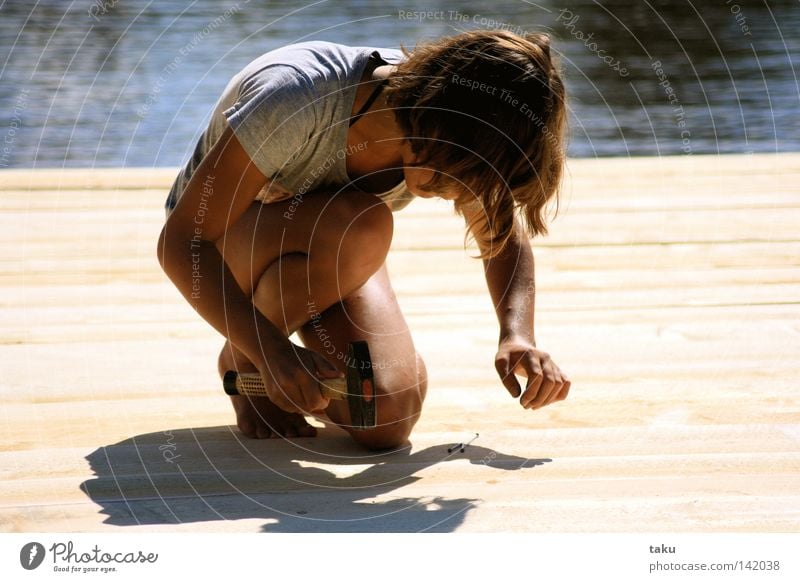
[350,53,389,127]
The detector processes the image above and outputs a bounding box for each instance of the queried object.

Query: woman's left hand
[494,337,571,410]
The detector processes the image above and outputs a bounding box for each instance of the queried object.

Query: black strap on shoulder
[350,52,389,127]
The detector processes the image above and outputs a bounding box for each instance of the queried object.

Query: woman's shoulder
[228,41,403,123]
[235,41,403,86]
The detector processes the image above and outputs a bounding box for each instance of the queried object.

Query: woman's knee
[322,191,393,273]
[348,351,428,451]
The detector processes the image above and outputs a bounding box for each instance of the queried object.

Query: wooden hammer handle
[224,371,348,400]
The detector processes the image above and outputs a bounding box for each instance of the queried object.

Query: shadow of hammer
[222,341,376,430]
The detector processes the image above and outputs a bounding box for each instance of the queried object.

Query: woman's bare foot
[230,394,318,439]
[219,340,318,439]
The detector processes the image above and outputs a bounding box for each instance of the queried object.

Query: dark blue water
[1,0,798,168]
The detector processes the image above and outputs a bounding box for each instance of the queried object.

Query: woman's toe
[237,420,258,439]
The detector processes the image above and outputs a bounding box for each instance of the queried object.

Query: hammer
[222,340,376,430]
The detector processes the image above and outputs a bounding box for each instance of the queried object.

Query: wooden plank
[1,154,799,533]
[2,153,798,191]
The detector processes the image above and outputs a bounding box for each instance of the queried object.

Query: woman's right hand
[257,342,342,414]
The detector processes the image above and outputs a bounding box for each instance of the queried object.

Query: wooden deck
[1,154,799,532]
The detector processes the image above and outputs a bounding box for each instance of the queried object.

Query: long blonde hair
[385,29,567,257]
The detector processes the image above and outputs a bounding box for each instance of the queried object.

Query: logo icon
[20,542,46,570]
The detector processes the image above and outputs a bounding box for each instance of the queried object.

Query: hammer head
[345,341,375,430]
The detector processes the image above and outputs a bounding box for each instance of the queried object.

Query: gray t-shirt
[164,41,414,215]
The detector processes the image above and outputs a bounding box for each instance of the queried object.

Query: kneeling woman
[157,30,571,450]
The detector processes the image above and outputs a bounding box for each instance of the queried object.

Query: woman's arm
[463,205,571,410]
[156,125,334,413]
[482,218,537,346]
[157,126,278,358]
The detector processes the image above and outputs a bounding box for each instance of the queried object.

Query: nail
[461,433,479,451]
[449,433,480,454]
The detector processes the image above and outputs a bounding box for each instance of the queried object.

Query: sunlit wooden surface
[1,154,799,532]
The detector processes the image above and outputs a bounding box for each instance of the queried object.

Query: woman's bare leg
[298,264,428,450]
[216,189,394,439]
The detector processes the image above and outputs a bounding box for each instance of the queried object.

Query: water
[1,0,798,168]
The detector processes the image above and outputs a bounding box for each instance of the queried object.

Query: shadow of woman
[80,425,551,532]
